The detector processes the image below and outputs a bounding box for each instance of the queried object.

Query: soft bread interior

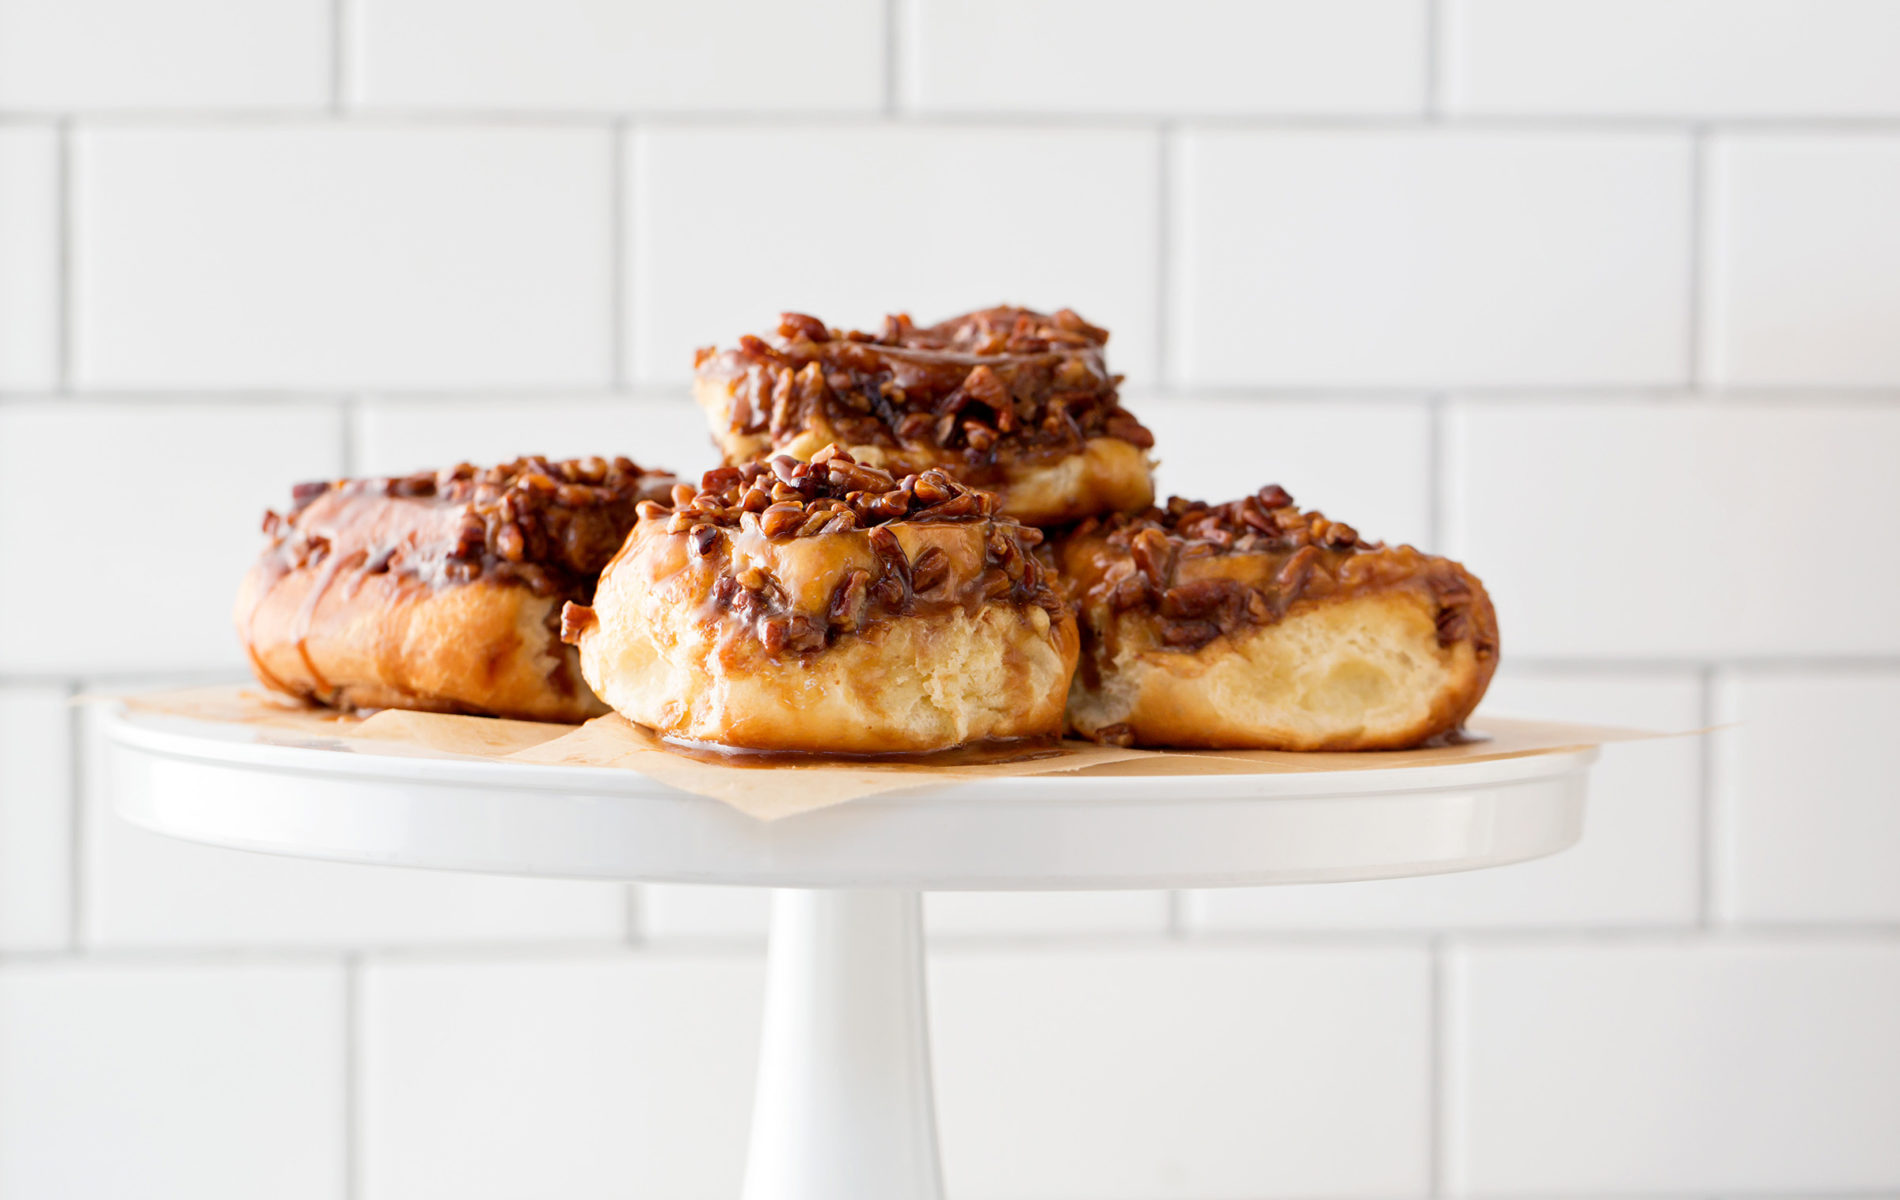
[1068,589,1489,751]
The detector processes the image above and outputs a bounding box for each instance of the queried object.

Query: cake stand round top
[102,703,1594,891]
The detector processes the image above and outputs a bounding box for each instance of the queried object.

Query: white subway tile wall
[1446,401,1900,658]
[3,3,1896,1198]
[1715,672,1900,924]
[1441,0,1900,117]
[0,962,346,1200]
[356,0,884,113]
[629,125,1162,385]
[361,954,763,1200]
[0,0,330,112]
[0,402,345,672]
[1704,133,1900,387]
[1447,940,1900,1193]
[73,126,614,389]
[933,945,1433,1199]
[1172,130,1692,388]
[0,127,59,388]
[0,685,71,950]
[904,0,1427,116]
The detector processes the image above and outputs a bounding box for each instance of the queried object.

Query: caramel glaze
[242,456,672,709]
[1058,486,1500,690]
[563,447,1066,664]
[694,306,1154,483]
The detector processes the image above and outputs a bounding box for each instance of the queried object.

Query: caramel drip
[291,548,365,700]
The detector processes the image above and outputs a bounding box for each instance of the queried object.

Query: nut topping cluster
[697,307,1154,468]
[268,456,670,599]
[638,447,1066,656]
[1072,486,1491,656]
[641,445,1002,537]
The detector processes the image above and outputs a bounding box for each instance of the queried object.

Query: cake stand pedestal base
[745,889,941,1200]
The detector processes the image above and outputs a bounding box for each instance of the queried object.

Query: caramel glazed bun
[236,456,675,723]
[692,306,1156,526]
[1059,487,1500,751]
[564,446,1080,754]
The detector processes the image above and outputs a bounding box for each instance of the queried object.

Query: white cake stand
[103,704,1595,1200]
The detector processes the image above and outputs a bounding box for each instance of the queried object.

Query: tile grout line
[1153,122,1174,386]
[624,885,645,947]
[64,678,86,950]
[343,953,363,1200]
[1425,392,1447,550]
[8,922,1898,972]
[1427,935,1446,1197]
[883,0,901,115]
[1685,125,1708,387]
[55,118,73,393]
[1697,663,1726,929]
[330,0,351,113]
[1434,938,1464,1196]
[609,120,629,389]
[339,396,363,476]
[16,109,1900,132]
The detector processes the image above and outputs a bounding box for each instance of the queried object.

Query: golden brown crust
[236,456,673,721]
[568,448,1080,752]
[692,307,1155,525]
[236,560,604,723]
[1058,487,1499,750]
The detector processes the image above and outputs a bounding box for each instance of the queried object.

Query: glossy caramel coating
[567,448,1079,753]
[237,457,674,721]
[693,307,1155,525]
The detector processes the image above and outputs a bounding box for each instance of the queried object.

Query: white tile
[74,126,612,389]
[631,125,1159,386]
[362,953,762,1200]
[0,126,58,388]
[0,686,71,950]
[90,707,631,947]
[639,884,771,940]
[1447,402,1900,657]
[1448,940,1900,1193]
[1705,134,1900,387]
[1139,396,1435,550]
[1718,672,1900,923]
[1173,130,1691,388]
[358,0,882,112]
[0,960,345,1200]
[925,891,1169,937]
[356,394,719,482]
[1443,0,1900,117]
[0,402,343,673]
[0,0,328,111]
[638,887,1172,940]
[934,944,1431,1198]
[1190,670,1704,931]
[905,0,1424,116]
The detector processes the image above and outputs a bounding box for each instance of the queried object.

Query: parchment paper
[111,685,1674,822]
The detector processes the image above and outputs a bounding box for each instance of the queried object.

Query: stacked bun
[693,307,1155,525]
[239,305,1499,754]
